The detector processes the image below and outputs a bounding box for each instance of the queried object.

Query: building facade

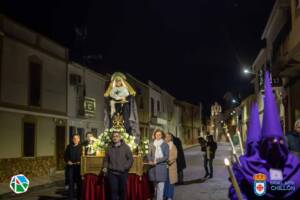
[175,100,202,144]
[67,62,107,144]
[148,81,168,135]
[249,0,300,134]
[0,15,68,181]
[126,73,151,140]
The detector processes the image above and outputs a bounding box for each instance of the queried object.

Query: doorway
[56,126,66,170]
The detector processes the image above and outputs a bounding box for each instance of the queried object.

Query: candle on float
[232,150,241,166]
[224,158,243,200]
[237,129,244,155]
[227,133,236,153]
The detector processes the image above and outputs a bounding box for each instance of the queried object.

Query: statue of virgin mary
[104,72,140,144]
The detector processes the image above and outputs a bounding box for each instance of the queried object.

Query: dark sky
[0,0,275,114]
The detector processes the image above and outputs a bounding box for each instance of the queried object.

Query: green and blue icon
[10,174,30,194]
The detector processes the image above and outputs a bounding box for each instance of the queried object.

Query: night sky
[0,0,275,115]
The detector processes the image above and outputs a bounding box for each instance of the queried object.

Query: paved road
[1,142,232,200]
[174,142,231,200]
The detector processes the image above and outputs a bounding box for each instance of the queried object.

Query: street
[174,142,231,200]
[2,142,231,200]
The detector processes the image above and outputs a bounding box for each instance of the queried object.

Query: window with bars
[29,62,42,107]
[23,122,36,157]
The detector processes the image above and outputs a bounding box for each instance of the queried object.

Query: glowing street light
[243,68,255,75]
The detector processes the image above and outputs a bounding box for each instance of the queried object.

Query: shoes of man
[203,174,209,178]
[209,175,213,179]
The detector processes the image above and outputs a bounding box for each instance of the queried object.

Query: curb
[0,179,64,199]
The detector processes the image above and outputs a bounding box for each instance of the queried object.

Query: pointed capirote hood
[246,102,261,144]
[261,71,284,138]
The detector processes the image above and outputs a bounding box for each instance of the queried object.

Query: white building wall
[0,112,56,158]
[1,37,67,113]
[36,117,55,157]
[0,112,22,158]
[67,63,106,137]
[149,88,161,118]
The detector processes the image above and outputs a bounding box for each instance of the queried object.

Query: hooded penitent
[244,102,261,157]
[259,71,288,168]
[229,71,300,199]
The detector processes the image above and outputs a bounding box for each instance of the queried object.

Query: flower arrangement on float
[139,138,150,155]
[90,127,137,154]
[85,112,150,156]
[88,128,150,156]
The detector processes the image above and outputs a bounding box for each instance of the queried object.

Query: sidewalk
[0,171,64,198]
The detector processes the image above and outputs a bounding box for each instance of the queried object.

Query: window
[157,101,160,113]
[151,98,155,116]
[23,122,35,157]
[29,62,42,106]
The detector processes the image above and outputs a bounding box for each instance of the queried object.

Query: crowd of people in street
[63,129,187,200]
[63,119,300,199]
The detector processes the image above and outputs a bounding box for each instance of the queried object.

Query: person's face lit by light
[155,131,162,140]
[73,135,80,146]
[295,121,300,134]
[112,132,121,144]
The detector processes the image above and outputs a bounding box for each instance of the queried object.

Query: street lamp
[243,68,255,75]
[232,99,237,104]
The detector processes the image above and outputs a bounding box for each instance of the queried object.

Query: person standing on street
[198,136,208,178]
[171,133,186,185]
[203,135,217,179]
[164,132,178,200]
[148,129,169,200]
[64,134,82,200]
[102,132,133,200]
[286,119,300,157]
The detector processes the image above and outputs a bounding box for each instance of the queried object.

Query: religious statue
[104,72,140,144]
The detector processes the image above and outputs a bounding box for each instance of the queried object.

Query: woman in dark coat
[171,134,186,184]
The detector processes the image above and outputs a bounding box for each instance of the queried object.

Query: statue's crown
[112,113,125,130]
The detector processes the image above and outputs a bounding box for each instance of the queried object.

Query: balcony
[287,12,300,63]
[272,22,291,72]
[151,112,167,125]
[272,16,300,77]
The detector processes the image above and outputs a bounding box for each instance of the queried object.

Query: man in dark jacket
[198,137,209,178]
[171,134,186,185]
[64,134,82,200]
[204,135,217,178]
[286,119,300,157]
[102,132,133,200]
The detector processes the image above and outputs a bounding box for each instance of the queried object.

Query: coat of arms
[253,173,267,196]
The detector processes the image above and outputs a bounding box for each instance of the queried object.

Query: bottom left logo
[10,174,30,194]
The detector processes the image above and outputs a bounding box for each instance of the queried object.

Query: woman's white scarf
[154,139,164,160]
